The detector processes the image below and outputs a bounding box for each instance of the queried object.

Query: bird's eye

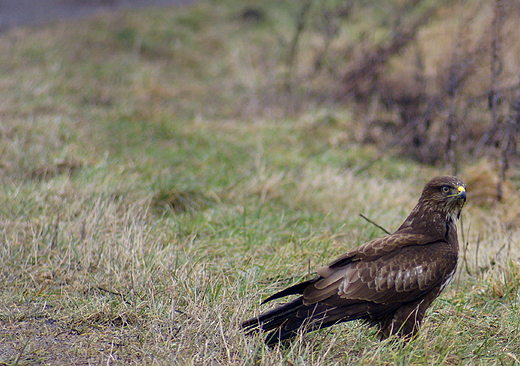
[441,186,450,194]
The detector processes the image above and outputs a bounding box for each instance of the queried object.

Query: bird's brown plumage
[242,176,467,344]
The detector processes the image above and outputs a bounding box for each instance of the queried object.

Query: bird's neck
[396,203,459,241]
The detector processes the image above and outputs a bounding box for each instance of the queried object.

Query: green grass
[0,0,519,365]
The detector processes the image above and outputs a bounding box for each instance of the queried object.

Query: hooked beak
[457,186,466,202]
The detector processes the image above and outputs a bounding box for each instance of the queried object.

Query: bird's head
[420,176,466,220]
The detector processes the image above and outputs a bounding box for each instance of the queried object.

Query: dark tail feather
[261,278,317,304]
[242,295,375,344]
[242,297,304,333]
[260,301,347,345]
[241,278,318,344]
[261,302,372,344]
[242,297,338,345]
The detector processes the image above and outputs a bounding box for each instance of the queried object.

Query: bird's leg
[378,293,437,340]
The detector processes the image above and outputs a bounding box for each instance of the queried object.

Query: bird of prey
[242,176,467,345]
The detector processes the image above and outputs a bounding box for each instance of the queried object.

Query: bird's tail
[242,297,356,345]
[241,297,311,344]
[242,296,375,344]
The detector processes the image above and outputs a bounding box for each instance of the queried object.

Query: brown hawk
[242,176,467,344]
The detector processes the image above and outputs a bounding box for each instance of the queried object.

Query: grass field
[1,0,520,365]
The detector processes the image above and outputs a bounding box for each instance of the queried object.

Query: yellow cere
[447,185,465,197]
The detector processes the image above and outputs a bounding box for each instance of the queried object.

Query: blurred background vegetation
[219,0,520,177]
[4,0,520,188]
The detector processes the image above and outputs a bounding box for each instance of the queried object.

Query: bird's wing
[302,235,457,306]
[327,233,438,267]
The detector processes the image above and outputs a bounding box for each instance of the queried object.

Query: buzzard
[242,176,467,344]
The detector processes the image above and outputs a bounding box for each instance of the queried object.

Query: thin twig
[97,286,133,305]
[13,338,31,366]
[51,213,60,248]
[461,217,472,276]
[359,214,391,235]
[285,0,313,91]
